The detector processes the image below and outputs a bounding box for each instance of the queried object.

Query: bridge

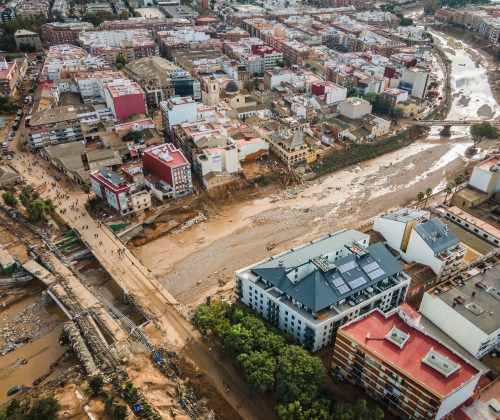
[416,120,500,127]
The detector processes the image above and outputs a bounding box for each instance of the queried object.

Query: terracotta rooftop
[341,310,480,397]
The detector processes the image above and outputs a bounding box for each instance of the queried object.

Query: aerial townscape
[0,0,499,418]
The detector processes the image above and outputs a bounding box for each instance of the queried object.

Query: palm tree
[444,183,453,204]
[423,187,433,208]
[416,191,425,208]
[454,174,465,192]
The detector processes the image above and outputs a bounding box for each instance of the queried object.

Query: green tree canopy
[275,345,325,405]
[2,191,18,208]
[88,375,104,395]
[470,122,499,139]
[237,351,276,393]
[26,396,60,420]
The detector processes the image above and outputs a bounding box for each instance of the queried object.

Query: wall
[419,293,485,357]
[373,217,406,252]
[435,375,480,420]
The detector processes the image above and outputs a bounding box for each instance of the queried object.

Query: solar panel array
[337,260,357,273]
[349,277,367,289]
[368,267,385,280]
[362,261,379,273]
[337,284,350,295]
[332,277,345,287]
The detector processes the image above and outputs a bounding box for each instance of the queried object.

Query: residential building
[142,143,193,198]
[381,88,409,110]
[0,164,22,187]
[235,229,411,351]
[362,114,391,138]
[14,30,42,51]
[468,156,500,195]
[160,95,198,130]
[0,57,27,98]
[443,206,500,247]
[41,22,95,46]
[399,67,430,99]
[374,208,465,281]
[85,2,113,14]
[124,56,195,107]
[90,167,151,215]
[311,81,347,104]
[419,264,499,359]
[332,306,482,420]
[100,17,190,37]
[338,97,372,119]
[28,105,84,150]
[223,39,284,74]
[78,30,158,64]
[102,79,148,122]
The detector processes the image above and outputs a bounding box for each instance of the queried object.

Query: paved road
[8,124,275,420]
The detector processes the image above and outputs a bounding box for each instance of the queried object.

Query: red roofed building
[332,306,482,420]
[142,143,193,198]
[103,79,147,122]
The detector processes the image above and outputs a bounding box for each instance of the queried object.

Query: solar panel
[362,261,379,273]
[332,278,345,287]
[349,277,367,289]
[337,260,357,273]
[337,284,350,295]
[368,268,385,280]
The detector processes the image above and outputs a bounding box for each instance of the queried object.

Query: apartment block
[236,229,410,351]
[374,208,465,281]
[419,264,499,359]
[125,56,195,107]
[90,168,151,216]
[332,306,482,419]
[142,143,193,198]
[78,30,158,64]
[28,105,84,150]
[0,57,27,98]
[41,22,95,46]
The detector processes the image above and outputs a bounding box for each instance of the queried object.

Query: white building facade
[235,229,411,352]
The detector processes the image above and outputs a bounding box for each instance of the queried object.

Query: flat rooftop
[380,207,429,224]
[446,206,500,240]
[341,310,480,397]
[427,264,499,335]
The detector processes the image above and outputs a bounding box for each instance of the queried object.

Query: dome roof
[225,80,239,93]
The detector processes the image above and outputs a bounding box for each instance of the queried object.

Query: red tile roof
[341,311,480,397]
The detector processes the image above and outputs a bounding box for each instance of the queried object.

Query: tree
[111,404,128,420]
[332,399,384,420]
[393,106,404,122]
[470,122,499,139]
[2,191,18,208]
[237,351,276,393]
[424,187,433,208]
[4,398,21,417]
[26,396,60,420]
[399,16,414,26]
[275,345,325,405]
[416,191,425,208]
[363,93,379,105]
[122,130,142,142]
[81,183,91,199]
[454,174,465,192]
[444,183,453,204]
[115,53,127,69]
[20,185,39,209]
[119,10,130,20]
[88,375,104,395]
[423,0,439,14]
